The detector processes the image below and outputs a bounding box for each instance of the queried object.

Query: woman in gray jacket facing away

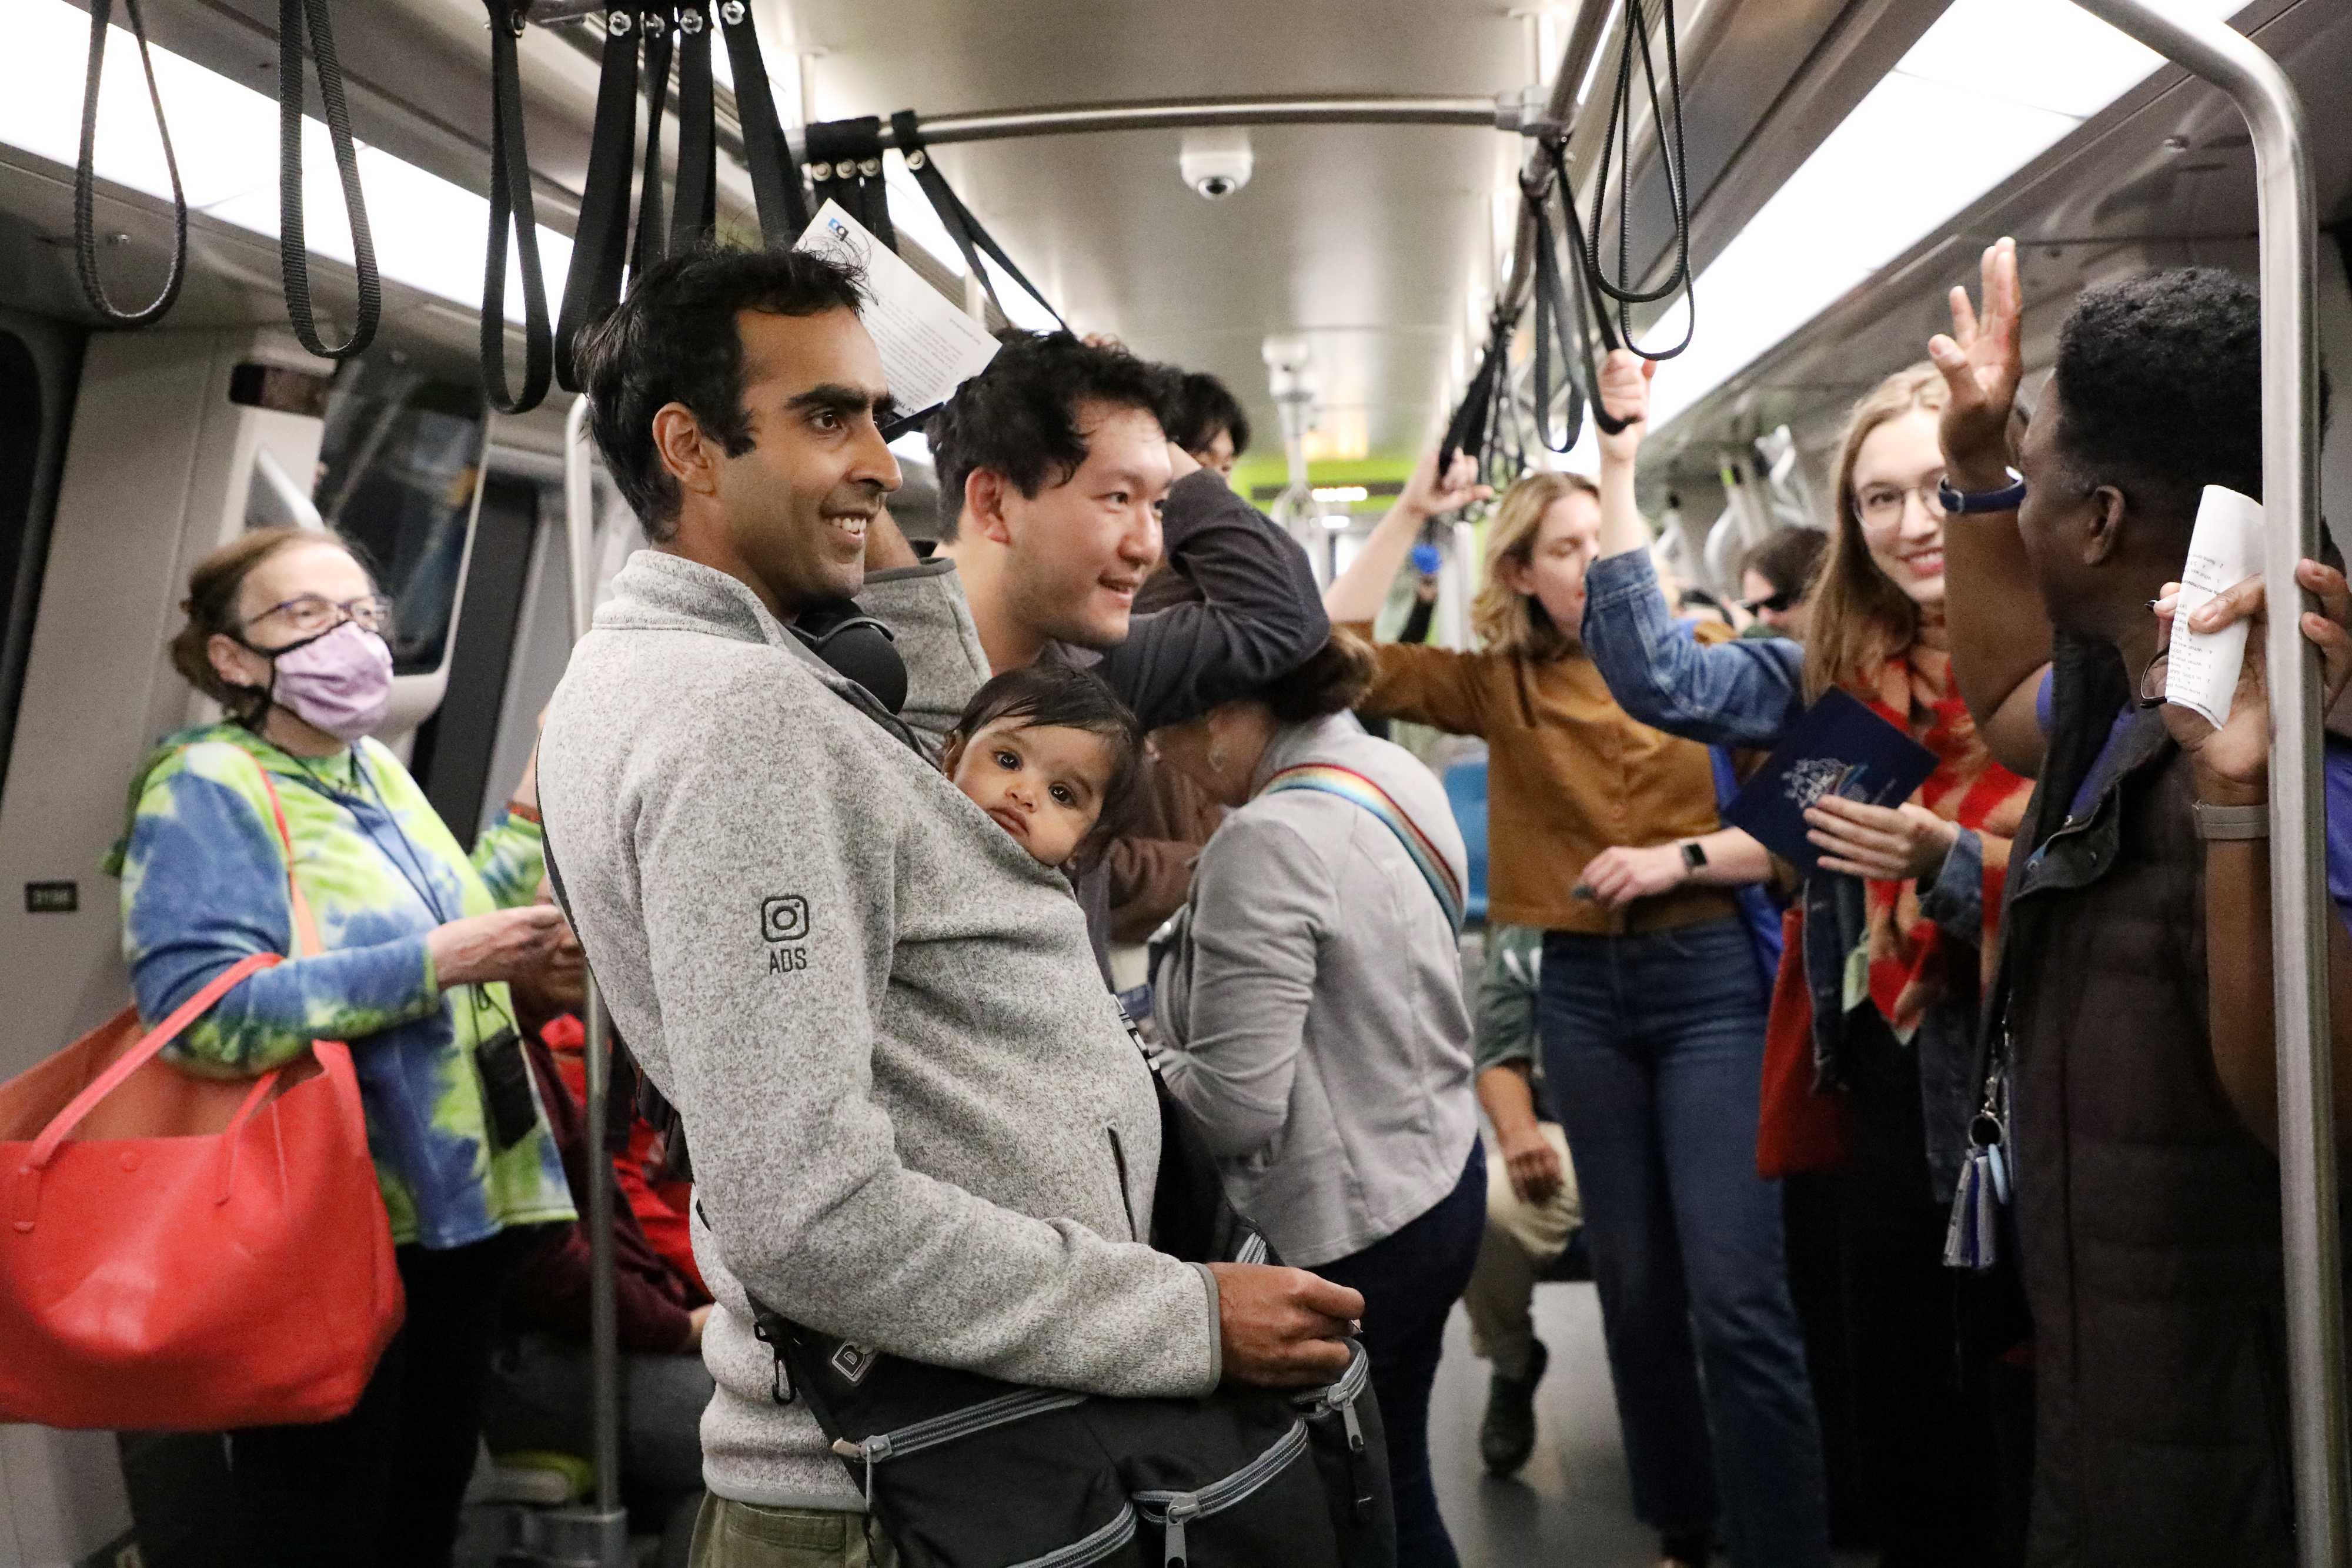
[1151,632,1484,1568]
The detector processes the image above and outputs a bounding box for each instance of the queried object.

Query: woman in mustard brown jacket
[1326,460,1829,1568]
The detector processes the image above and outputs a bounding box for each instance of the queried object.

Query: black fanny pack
[745,1066,1395,1568]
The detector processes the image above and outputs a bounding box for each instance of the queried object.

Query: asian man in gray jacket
[537,248,1361,1568]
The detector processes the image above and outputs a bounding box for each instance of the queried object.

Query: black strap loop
[715,0,811,245]
[804,118,894,250]
[669,6,718,252]
[555,11,643,391]
[1579,0,1696,359]
[278,0,380,360]
[887,109,1069,333]
[630,15,674,281]
[75,0,186,328]
[1437,327,1506,481]
[480,0,552,414]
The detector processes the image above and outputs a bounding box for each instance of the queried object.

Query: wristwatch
[1680,841,1709,873]
[1937,467,2028,515]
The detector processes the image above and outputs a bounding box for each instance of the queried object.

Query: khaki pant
[687,1496,898,1568]
[1461,1122,1580,1382]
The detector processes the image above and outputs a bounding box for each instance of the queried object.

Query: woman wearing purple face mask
[107,527,579,1568]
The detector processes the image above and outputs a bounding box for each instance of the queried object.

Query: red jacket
[509,1024,710,1353]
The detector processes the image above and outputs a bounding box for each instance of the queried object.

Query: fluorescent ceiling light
[1642,0,2247,432]
[0,0,573,324]
[1312,484,1371,503]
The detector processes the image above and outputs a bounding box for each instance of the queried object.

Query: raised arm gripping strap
[480,0,553,414]
[888,110,1070,333]
[74,0,186,327]
[276,0,380,360]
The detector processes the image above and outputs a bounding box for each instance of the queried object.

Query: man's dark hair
[925,333,1178,538]
[1742,527,1829,603]
[1167,371,1252,459]
[947,660,1146,837]
[575,245,866,540]
[2050,268,2262,519]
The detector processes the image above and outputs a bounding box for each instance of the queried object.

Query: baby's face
[950,718,1116,868]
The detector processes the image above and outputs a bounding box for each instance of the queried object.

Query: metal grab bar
[2066,6,2343,1564]
[557,390,630,1567]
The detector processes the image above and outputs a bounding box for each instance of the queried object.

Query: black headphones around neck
[790,599,907,716]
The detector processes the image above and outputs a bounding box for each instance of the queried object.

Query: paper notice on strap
[796,200,999,421]
[2163,484,2266,730]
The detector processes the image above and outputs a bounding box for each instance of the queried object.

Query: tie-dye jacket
[109,724,574,1249]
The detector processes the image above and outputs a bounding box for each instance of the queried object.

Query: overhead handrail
[805,117,896,249]
[2064,6,2341,1566]
[481,0,554,414]
[276,0,380,360]
[74,0,187,328]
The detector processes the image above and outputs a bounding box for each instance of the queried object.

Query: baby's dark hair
[948,661,1146,838]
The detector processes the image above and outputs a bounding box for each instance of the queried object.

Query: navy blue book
[1721,687,1939,876]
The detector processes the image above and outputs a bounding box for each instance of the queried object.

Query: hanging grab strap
[888,110,1069,332]
[480,0,552,414]
[669,5,718,252]
[714,0,811,245]
[1436,319,1509,481]
[555,9,646,391]
[630,15,676,282]
[276,0,380,360]
[1576,0,1696,360]
[74,0,187,327]
[1522,139,1625,450]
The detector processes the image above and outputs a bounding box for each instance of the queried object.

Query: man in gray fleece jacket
[537,248,1361,1561]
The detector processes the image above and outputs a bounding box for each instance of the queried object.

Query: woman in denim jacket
[1582,349,2034,1567]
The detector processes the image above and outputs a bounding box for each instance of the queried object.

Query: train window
[314,362,490,678]
[407,474,540,849]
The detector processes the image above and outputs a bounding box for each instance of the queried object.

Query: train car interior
[3,0,2351,1564]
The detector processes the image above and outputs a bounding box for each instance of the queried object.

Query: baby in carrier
[941,661,1144,871]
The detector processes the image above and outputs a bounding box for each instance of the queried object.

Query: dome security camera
[1180,129,1254,201]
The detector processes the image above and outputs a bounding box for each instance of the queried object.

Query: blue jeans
[1540,920,1830,1568]
[1315,1144,1486,1568]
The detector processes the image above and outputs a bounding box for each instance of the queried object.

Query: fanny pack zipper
[1133,1418,1311,1567]
[833,1387,1089,1505]
[1008,1503,1139,1568]
[1294,1342,1374,1520]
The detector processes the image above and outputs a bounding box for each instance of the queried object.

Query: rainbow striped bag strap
[1261,763,1465,933]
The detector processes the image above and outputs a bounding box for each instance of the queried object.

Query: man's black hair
[947,660,1147,838]
[574,245,867,541]
[924,332,1178,539]
[2050,268,2264,519]
[1167,371,1252,459]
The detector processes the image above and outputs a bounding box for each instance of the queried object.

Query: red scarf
[1854,643,2032,1039]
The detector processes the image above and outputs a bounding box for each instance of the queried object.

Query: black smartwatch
[1937,467,2028,514]
[1680,841,1708,874]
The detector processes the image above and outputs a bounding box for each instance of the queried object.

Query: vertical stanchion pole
[556,392,630,1566]
[2066,6,2343,1564]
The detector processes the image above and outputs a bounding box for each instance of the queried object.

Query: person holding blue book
[1581,347,2037,1567]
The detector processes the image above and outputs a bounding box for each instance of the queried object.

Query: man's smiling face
[711,306,901,616]
[992,400,1173,651]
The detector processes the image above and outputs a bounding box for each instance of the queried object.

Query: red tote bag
[0,768,402,1430]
